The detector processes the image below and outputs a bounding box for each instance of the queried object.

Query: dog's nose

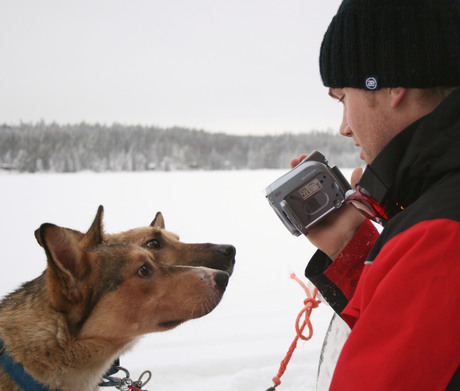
[214,271,229,289]
[217,245,236,257]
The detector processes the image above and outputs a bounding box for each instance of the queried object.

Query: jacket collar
[358,87,460,222]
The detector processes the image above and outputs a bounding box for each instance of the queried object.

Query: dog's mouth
[158,319,186,329]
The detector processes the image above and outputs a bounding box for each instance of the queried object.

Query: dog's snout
[216,245,236,257]
[214,271,229,289]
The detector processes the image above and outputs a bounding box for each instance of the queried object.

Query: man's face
[329,87,400,164]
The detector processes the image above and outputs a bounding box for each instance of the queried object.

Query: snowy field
[0,169,351,391]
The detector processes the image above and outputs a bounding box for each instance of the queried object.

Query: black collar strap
[358,164,389,205]
[0,336,58,391]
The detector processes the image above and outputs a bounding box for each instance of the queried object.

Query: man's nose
[339,112,352,137]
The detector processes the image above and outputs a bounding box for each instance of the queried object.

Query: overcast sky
[1,0,343,135]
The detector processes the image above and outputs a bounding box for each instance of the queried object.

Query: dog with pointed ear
[0,205,230,391]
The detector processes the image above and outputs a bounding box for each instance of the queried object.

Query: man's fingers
[351,167,364,188]
[290,154,308,168]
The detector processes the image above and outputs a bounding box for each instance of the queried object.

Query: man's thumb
[350,167,363,189]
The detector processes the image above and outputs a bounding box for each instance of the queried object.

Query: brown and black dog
[107,211,236,276]
[0,206,234,391]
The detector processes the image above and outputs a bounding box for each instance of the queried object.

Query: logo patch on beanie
[365,76,379,90]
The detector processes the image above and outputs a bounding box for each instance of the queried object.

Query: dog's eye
[145,239,161,249]
[138,264,151,278]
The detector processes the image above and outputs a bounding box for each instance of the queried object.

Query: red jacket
[306,89,460,390]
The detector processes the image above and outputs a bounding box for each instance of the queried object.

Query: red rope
[266,273,321,390]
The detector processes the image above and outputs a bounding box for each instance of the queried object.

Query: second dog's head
[106,211,236,276]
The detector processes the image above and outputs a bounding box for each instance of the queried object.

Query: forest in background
[0,122,360,172]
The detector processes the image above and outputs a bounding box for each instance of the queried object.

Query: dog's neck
[0,275,134,391]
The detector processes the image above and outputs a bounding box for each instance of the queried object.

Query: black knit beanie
[320,0,460,90]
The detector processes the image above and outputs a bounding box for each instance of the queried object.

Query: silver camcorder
[265,151,351,236]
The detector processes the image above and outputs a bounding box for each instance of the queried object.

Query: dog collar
[0,336,58,391]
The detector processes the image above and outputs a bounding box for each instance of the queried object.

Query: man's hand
[290,155,366,260]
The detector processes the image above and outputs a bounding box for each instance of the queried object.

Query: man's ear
[389,87,407,108]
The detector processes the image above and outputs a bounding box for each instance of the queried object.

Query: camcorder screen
[287,177,329,219]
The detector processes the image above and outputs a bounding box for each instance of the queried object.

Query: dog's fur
[0,206,234,391]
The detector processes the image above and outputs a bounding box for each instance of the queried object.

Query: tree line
[0,121,360,173]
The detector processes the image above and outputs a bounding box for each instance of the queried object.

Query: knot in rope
[295,296,321,341]
[265,273,320,390]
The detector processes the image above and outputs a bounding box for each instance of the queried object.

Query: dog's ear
[81,205,104,247]
[38,223,86,310]
[37,207,105,311]
[34,228,44,247]
[35,227,84,248]
[150,212,165,229]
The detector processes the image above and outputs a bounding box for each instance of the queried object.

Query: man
[292,0,460,389]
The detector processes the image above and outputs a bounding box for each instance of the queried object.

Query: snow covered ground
[0,169,351,390]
